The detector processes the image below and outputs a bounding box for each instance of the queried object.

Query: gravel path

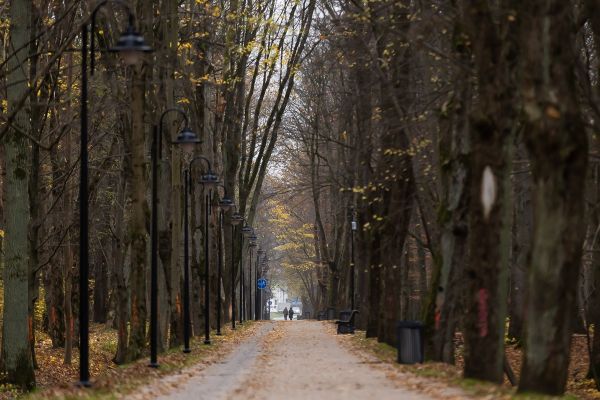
[236,321,433,400]
[138,320,435,400]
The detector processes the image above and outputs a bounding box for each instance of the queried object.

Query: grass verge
[15,321,257,400]
[343,328,580,400]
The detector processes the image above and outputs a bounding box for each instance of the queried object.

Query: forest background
[0,0,598,398]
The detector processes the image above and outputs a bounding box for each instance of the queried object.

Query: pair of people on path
[283,307,295,320]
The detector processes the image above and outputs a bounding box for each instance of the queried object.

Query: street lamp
[256,249,265,320]
[241,225,253,321]
[79,1,151,387]
[185,157,219,345]
[216,185,234,336]
[350,207,357,311]
[150,110,200,367]
[199,161,219,345]
[248,235,257,320]
[108,15,152,66]
[230,211,244,329]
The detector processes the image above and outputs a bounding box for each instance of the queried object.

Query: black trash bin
[396,321,424,364]
[327,307,336,320]
[339,310,351,321]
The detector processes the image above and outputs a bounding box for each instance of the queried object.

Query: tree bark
[125,62,149,361]
[460,0,519,383]
[508,143,531,342]
[518,1,588,394]
[2,0,35,388]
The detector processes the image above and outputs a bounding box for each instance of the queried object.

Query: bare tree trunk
[125,62,149,361]
[424,4,471,362]
[63,122,74,364]
[459,0,519,383]
[586,158,600,388]
[508,143,531,342]
[518,1,588,394]
[112,173,129,364]
[2,0,35,388]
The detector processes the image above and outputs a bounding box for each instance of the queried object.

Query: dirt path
[236,321,434,400]
[136,320,438,400]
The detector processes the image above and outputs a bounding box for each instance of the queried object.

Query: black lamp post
[79,1,151,387]
[199,162,219,345]
[184,158,219,344]
[150,110,200,367]
[216,185,234,336]
[248,234,257,320]
[183,156,214,351]
[350,208,357,311]
[241,225,253,321]
[230,212,244,329]
[255,249,264,320]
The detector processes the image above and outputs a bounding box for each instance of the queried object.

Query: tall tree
[518,0,588,394]
[2,0,36,388]
[459,0,519,383]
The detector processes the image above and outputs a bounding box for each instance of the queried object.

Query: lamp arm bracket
[89,0,136,75]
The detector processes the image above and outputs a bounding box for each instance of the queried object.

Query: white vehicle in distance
[291,306,301,319]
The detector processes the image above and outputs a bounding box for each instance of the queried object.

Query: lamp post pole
[249,245,253,320]
[216,189,236,334]
[231,222,236,329]
[240,230,245,324]
[185,157,217,345]
[229,213,244,329]
[249,235,258,320]
[149,126,159,364]
[216,208,223,335]
[182,169,192,352]
[241,226,253,322]
[151,110,199,367]
[255,250,263,320]
[79,2,151,385]
[350,210,357,311]
[204,189,211,344]
[245,244,249,321]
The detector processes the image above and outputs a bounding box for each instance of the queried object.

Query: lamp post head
[231,212,244,226]
[199,170,220,189]
[351,220,357,231]
[249,240,257,248]
[174,127,201,157]
[249,234,258,242]
[242,226,253,237]
[219,197,234,211]
[110,23,152,65]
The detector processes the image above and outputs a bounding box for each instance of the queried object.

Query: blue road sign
[257,278,267,289]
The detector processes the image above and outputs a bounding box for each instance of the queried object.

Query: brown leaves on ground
[338,325,599,399]
[8,321,259,400]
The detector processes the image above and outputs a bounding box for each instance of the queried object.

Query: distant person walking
[289,307,295,321]
[283,307,289,320]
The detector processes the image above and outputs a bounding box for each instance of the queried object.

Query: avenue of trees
[258,0,600,397]
[0,0,597,398]
[0,0,315,390]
